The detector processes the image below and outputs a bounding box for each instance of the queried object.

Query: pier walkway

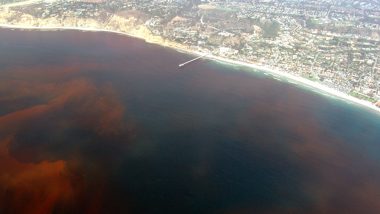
[178,54,208,68]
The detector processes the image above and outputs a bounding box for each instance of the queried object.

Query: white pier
[178,54,207,68]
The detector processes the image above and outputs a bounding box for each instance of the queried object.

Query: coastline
[204,53,380,114]
[1,23,379,115]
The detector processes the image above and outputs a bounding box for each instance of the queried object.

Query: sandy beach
[1,23,379,115]
[202,53,380,114]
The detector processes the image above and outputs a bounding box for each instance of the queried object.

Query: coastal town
[1,0,380,108]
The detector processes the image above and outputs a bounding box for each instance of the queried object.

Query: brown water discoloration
[1,29,380,214]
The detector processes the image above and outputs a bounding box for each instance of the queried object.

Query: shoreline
[204,53,380,114]
[1,23,379,115]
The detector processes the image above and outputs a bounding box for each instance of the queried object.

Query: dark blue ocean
[0,29,380,214]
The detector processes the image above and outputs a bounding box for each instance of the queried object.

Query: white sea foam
[1,24,379,115]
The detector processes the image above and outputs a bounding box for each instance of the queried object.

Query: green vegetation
[302,73,319,81]
[261,20,280,38]
[305,18,319,28]
[350,91,377,103]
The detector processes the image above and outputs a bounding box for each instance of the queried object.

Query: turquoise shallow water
[0,29,380,214]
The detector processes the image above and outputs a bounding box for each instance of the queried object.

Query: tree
[262,20,280,38]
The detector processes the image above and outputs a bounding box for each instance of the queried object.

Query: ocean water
[0,29,380,214]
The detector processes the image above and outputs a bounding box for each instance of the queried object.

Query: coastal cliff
[0,6,379,113]
[0,8,188,51]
